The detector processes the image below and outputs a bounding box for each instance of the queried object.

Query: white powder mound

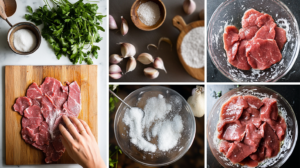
[181,27,205,68]
[137,1,161,26]
[123,107,157,152]
[13,29,37,52]
[122,95,183,153]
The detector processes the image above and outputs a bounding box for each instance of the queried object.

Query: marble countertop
[0,0,108,167]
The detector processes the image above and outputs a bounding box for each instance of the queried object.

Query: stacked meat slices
[217,95,286,167]
[223,9,287,70]
[13,77,81,163]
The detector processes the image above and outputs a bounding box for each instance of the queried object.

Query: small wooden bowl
[130,0,166,31]
[7,22,41,55]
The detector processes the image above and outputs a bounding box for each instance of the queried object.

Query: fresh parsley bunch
[25,0,106,65]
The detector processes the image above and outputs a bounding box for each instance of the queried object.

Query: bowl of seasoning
[114,86,196,166]
[130,0,166,31]
[207,86,298,168]
[7,22,41,55]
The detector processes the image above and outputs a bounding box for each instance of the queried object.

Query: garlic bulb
[119,42,136,58]
[109,64,122,74]
[153,57,167,73]
[126,57,137,73]
[109,15,118,29]
[183,0,196,15]
[187,86,205,117]
[109,54,123,64]
[144,67,159,79]
[137,53,154,65]
[120,16,128,36]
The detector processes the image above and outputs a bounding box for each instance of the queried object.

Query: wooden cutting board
[173,15,205,81]
[5,65,98,165]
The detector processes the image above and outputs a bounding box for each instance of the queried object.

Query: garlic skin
[144,67,159,79]
[120,16,129,36]
[187,86,205,117]
[109,54,123,64]
[153,57,167,73]
[158,37,172,51]
[183,0,196,15]
[109,64,122,74]
[109,73,122,79]
[126,57,137,73]
[109,15,118,29]
[119,42,136,58]
[137,53,154,65]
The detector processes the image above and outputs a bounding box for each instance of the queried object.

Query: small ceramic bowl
[7,22,41,55]
[130,0,166,31]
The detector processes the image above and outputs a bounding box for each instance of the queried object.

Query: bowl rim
[130,0,167,31]
[207,0,300,82]
[207,85,298,167]
[114,86,196,167]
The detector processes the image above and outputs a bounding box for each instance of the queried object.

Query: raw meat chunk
[246,39,282,70]
[226,142,257,164]
[250,145,266,162]
[63,81,81,116]
[275,27,287,50]
[220,96,248,121]
[242,9,264,28]
[243,95,264,109]
[219,141,233,155]
[224,26,240,63]
[27,83,43,106]
[24,105,43,119]
[240,107,262,128]
[230,40,251,70]
[240,157,259,167]
[265,115,287,141]
[239,26,259,40]
[256,14,276,27]
[243,123,263,149]
[218,122,246,142]
[13,97,32,115]
[260,98,278,121]
[260,123,280,158]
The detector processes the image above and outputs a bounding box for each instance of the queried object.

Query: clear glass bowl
[207,86,298,168]
[114,86,196,166]
[207,0,299,82]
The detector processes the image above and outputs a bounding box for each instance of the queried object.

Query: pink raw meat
[220,96,248,121]
[242,9,264,28]
[246,39,282,70]
[230,40,251,70]
[224,26,240,64]
[13,77,81,163]
[226,141,257,164]
[260,122,280,158]
[239,26,259,40]
[275,27,287,50]
[260,98,278,121]
[243,95,264,109]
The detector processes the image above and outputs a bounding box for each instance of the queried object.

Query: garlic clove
[109,73,122,80]
[153,57,167,73]
[126,57,137,73]
[119,42,136,58]
[109,15,118,29]
[158,37,172,51]
[137,53,154,65]
[109,64,122,74]
[144,67,159,79]
[120,16,129,36]
[147,44,158,50]
[183,0,196,15]
[109,54,123,64]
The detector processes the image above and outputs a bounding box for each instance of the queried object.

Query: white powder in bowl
[122,95,183,152]
[137,1,161,26]
[13,29,37,52]
[181,27,205,68]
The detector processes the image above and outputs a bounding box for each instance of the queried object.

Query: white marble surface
[0,0,108,167]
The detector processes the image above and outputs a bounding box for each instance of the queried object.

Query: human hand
[59,115,106,168]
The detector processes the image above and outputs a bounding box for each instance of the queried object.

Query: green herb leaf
[27,6,33,14]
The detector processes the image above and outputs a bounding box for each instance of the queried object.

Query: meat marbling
[13,77,81,163]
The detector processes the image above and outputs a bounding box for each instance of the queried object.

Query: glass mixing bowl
[114,86,196,166]
[207,0,299,82]
[207,86,298,168]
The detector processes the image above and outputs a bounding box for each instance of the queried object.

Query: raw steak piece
[224,26,240,64]
[250,145,266,162]
[275,27,287,50]
[246,39,282,70]
[13,77,81,163]
[230,40,251,70]
[243,95,264,109]
[242,9,264,28]
[260,98,278,121]
[243,123,263,149]
[239,26,259,40]
[226,142,257,164]
[265,115,287,141]
[254,14,277,40]
[260,122,280,158]
[240,157,259,167]
[218,122,246,142]
[13,97,32,115]
[219,141,233,155]
[240,107,262,128]
[220,96,248,121]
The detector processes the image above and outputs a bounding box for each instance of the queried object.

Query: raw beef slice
[246,39,282,70]
[224,26,240,62]
[13,77,81,163]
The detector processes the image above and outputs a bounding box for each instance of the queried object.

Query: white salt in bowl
[207,0,300,82]
[207,86,298,168]
[114,86,196,166]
